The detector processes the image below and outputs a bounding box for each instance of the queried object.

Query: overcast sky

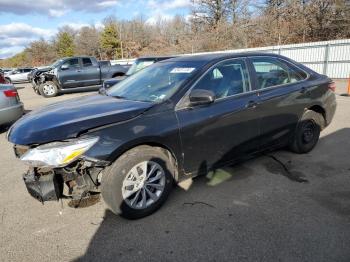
[0,0,191,59]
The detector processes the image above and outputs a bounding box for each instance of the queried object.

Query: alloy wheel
[122,161,166,209]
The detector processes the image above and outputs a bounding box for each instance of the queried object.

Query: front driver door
[176,58,260,174]
[58,58,83,88]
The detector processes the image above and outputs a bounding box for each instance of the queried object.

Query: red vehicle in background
[0,71,9,84]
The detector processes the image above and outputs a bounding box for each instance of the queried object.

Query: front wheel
[39,81,58,98]
[289,110,324,154]
[101,146,174,219]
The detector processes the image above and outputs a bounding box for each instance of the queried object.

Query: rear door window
[82,58,93,67]
[251,57,305,89]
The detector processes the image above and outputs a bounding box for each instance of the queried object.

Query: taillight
[328,82,336,92]
[4,90,18,97]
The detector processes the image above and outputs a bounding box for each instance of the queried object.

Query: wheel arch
[112,72,125,78]
[109,141,181,182]
[307,104,326,128]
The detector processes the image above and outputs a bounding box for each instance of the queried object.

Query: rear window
[82,58,93,67]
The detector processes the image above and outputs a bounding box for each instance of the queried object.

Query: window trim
[248,56,310,92]
[175,57,252,111]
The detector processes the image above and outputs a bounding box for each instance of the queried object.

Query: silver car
[0,84,24,126]
[5,68,32,83]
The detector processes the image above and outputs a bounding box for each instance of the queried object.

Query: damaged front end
[14,137,109,206]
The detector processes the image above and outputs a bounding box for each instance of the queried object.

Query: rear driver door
[248,56,309,149]
[81,58,101,87]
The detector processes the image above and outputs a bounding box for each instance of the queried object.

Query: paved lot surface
[0,82,349,262]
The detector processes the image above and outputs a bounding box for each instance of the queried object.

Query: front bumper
[23,169,62,202]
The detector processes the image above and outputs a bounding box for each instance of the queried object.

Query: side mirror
[61,64,69,70]
[189,89,215,106]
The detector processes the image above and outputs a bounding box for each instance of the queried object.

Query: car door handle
[76,70,82,72]
[246,100,258,109]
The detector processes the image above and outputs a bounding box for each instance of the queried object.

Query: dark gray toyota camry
[7,52,336,219]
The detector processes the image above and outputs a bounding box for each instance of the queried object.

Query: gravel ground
[0,82,349,262]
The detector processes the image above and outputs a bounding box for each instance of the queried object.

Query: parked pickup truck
[33,56,128,97]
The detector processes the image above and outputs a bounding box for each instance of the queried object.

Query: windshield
[107,61,200,102]
[50,59,64,68]
[126,59,155,76]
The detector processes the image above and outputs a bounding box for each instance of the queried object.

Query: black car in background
[7,53,336,219]
[100,56,174,93]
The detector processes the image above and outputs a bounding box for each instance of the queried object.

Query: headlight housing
[20,137,99,168]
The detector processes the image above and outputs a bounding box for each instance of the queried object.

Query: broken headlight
[20,137,99,168]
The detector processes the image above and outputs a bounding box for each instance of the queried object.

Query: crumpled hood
[8,94,152,145]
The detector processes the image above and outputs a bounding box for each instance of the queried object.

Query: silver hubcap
[122,161,166,209]
[42,84,55,95]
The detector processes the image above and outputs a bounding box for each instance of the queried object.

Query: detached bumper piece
[23,169,62,202]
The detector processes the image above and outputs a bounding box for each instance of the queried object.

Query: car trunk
[0,84,20,108]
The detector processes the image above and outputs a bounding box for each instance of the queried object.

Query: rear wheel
[39,81,58,98]
[101,146,174,219]
[5,77,11,84]
[289,110,324,154]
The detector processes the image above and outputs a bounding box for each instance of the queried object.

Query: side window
[251,57,304,89]
[82,58,93,67]
[63,58,80,69]
[193,59,250,99]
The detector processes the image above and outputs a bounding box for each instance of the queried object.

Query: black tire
[289,110,324,154]
[33,87,41,95]
[5,77,11,84]
[39,81,58,98]
[101,146,175,219]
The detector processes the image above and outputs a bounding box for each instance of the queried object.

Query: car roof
[138,56,175,60]
[163,52,283,63]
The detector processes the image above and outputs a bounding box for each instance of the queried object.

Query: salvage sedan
[7,53,336,219]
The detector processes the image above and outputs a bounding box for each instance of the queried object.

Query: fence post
[323,43,330,75]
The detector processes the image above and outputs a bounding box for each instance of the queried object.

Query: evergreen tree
[56,31,75,57]
[100,21,121,59]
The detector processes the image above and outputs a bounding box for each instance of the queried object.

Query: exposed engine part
[23,159,105,206]
[55,160,104,197]
[68,192,101,208]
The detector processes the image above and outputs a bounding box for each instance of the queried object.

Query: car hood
[8,94,153,145]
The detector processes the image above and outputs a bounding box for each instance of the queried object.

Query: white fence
[186,39,350,79]
[112,39,350,79]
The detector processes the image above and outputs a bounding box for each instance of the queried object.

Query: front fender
[83,109,184,176]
